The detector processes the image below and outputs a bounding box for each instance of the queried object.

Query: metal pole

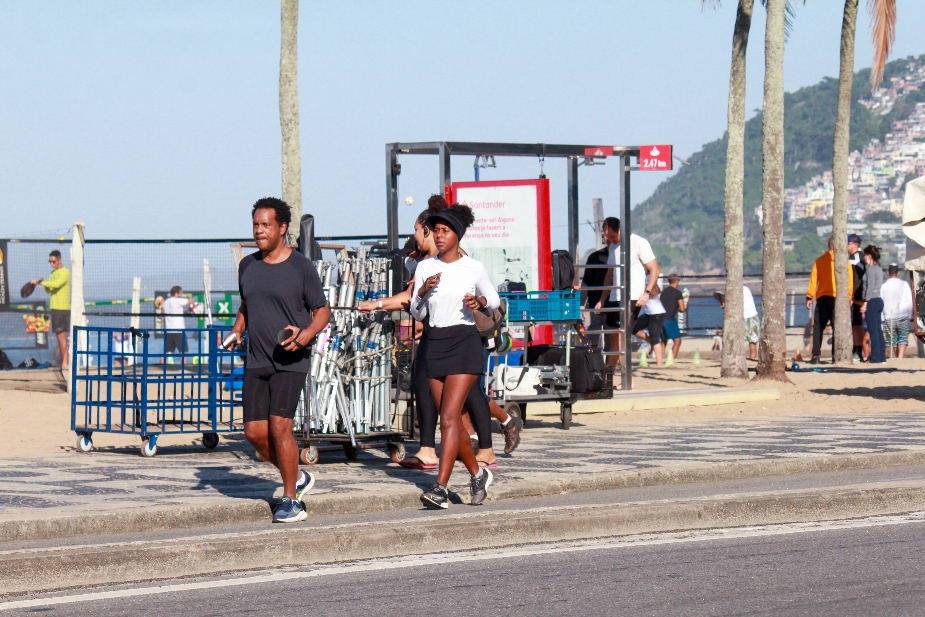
[619,154,632,391]
[386,145,399,250]
[567,156,579,262]
[438,142,451,200]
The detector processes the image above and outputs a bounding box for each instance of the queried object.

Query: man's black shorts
[633,313,665,345]
[50,310,70,335]
[242,366,307,423]
[603,299,622,328]
[165,331,188,354]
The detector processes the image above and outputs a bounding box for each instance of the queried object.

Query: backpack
[473,304,505,339]
[569,346,607,393]
[552,250,574,290]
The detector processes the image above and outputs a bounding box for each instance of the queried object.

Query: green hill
[635,53,925,273]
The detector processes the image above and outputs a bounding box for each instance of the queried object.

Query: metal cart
[291,246,416,464]
[71,325,244,456]
[490,290,596,430]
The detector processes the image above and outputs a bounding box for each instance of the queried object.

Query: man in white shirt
[633,284,667,367]
[595,217,660,370]
[163,286,193,362]
[881,264,913,358]
[718,285,759,360]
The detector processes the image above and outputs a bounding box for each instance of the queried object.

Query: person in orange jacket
[805,237,854,364]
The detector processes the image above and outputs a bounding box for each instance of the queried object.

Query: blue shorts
[662,318,681,341]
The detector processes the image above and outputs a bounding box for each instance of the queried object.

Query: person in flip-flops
[358,199,522,471]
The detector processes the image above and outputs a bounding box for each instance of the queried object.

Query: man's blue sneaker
[273,497,308,523]
[295,470,315,502]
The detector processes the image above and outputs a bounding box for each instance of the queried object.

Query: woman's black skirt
[425,324,484,378]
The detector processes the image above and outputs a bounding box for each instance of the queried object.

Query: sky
[1,1,924,252]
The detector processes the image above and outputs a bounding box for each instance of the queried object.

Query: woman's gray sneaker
[469,468,493,505]
[421,483,450,509]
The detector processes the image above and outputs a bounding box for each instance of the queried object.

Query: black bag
[551,250,574,290]
[0,349,12,370]
[569,346,607,393]
[296,214,322,261]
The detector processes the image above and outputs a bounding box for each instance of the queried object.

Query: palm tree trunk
[721,0,754,379]
[832,0,858,366]
[755,0,789,381]
[280,0,302,237]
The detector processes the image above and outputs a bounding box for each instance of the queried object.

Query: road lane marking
[3,511,925,611]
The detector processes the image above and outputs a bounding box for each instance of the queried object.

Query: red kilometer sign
[639,144,673,171]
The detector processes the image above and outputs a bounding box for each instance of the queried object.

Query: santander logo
[649,146,660,157]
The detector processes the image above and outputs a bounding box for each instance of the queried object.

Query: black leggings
[414,337,492,450]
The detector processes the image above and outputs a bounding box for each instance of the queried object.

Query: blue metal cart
[71,326,245,456]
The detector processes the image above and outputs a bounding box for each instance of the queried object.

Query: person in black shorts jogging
[226,197,331,523]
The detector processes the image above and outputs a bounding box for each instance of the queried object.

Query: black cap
[399,236,418,257]
[426,208,469,239]
[848,233,862,244]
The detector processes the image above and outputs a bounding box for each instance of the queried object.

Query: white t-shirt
[410,255,500,328]
[743,286,758,319]
[640,293,666,316]
[881,277,913,319]
[607,234,656,303]
[163,296,189,330]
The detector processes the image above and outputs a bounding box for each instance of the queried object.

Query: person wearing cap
[29,250,70,369]
[411,204,500,509]
[805,237,854,364]
[847,233,867,360]
[881,263,913,359]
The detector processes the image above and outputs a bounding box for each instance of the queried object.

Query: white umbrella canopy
[903,176,925,249]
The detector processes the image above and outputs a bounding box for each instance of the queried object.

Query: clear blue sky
[1,1,923,252]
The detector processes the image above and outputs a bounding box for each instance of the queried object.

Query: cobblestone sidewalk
[4,412,925,519]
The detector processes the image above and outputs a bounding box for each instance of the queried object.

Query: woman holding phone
[410,204,500,508]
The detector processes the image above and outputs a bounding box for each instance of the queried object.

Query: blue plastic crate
[501,290,581,322]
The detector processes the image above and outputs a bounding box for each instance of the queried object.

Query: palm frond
[759,0,805,42]
[867,0,896,91]
[702,0,722,10]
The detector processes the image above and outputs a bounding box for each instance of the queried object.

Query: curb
[4,449,925,544]
[3,481,925,595]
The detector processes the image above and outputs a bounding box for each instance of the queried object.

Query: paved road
[5,513,925,616]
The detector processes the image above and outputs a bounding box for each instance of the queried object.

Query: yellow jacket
[806,250,853,300]
[41,266,71,311]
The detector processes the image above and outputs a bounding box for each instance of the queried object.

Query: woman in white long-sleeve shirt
[410,204,500,509]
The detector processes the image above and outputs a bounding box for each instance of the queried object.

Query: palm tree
[831,0,896,365]
[755,0,789,381]
[280,0,303,236]
[709,0,755,379]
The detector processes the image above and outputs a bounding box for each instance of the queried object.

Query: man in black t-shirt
[581,246,610,348]
[659,274,686,360]
[227,198,331,523]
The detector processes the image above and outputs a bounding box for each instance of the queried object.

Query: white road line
[3,511,925,611]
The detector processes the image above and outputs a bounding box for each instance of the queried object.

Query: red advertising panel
[451,179,553,344]
[639,144,673,171]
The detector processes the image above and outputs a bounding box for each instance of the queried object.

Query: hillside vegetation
[635,54,925,273]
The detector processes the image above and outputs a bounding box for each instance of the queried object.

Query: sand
[3,357,924,458]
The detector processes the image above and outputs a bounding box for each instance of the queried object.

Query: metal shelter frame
[385,141,646,391]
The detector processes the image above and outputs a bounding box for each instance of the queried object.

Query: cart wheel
[343,443,359,460]
[560,403,572,430]
[202,433,219,449]
[388,442,406,464]
[300,445,319,465]
[76,435,93,453]
[141,438,158,457]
